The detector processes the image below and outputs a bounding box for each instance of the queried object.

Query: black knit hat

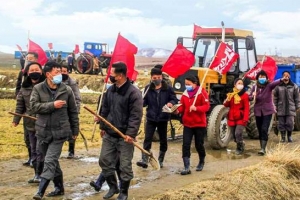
[234,78,243,85]
[150,67,162,76]
[256,70,268,80]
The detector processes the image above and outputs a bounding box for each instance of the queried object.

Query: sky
[0,0,299,56]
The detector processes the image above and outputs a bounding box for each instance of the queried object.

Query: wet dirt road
[0,132,297,200]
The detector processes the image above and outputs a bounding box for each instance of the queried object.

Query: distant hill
[137,48,172,58]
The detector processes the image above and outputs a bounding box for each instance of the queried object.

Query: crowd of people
[12,52,300,200]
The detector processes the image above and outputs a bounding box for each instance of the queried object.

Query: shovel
[83,105,160,170]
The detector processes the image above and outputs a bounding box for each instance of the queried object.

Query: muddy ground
[0,130,298,200]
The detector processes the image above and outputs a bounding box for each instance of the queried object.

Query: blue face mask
[185,85,193,92]
[106,83,112,89]
[258,78,267,84]
[52,74,62,85]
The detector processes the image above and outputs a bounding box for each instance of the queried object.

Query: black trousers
[143,120,168,152]
[29,131,43,163]
[182,126,206,159]
[255,114,273,141]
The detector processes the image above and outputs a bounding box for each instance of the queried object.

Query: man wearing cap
[137,67,178,169]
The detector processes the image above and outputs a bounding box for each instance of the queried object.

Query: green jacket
[30,80,79,143]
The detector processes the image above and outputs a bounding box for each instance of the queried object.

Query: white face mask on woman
[236,84,244,91]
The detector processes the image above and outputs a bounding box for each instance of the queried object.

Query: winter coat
[273,80,300,116]
[63,77,81,113]
[177,87,210,128]
[249,79,281,116]
[100,79,143,138]
[143,80,178,122]
[30,80,79,143]
[224,90,250,126]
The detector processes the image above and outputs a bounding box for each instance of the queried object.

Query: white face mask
[236,84,244,90]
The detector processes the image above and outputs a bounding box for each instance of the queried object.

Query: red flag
[84,50,94,56]
[131,70,138,82]
[105,33,138,82]
[162,43,195,78]
[16,44,22,52]
[28,40,48,66]
[209,42,239,75]
[74,44,80,54]
[48,43,53,50]
[193,24,202,40]
[244,56,278,81]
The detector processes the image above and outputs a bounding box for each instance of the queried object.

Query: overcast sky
[0,0,299,56]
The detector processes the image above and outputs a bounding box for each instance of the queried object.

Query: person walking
[249,70,284,155]
[273,71,300,143]
[30,61,79,199]
[12,62,46,183]
[223,78,250,155]
[175,75,210,175]
[98,62,143,200]
[136,67,177,169]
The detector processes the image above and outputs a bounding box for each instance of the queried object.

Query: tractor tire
[294,110,300,131]
[76,54,94,74]
[246,103,259,139]
[207,105,232,150]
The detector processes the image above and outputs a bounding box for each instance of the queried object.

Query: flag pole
[253,53,266,102]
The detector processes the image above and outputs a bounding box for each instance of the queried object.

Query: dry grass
[150,145,300,200]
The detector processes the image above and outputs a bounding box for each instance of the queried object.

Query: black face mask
[152,79,162,86]
[28,72,41,80]
[62,74,69,81]
[110,75,117,83]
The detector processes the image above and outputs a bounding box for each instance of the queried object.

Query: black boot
[180,157,191,175]
[136,153,149,169]
[103,175,119,199]
[287,131,293,143]
[258,140,267,156]
[117,180,130,200]
[28,161,40,183]
[235,142,245,155]
[196,157,205,171]
[158,151,166,168]
[280,131,286,143]
[32,177,50,200]
[67,140,75,159]
[23,148,31,166]
[46,175,64,197]
[90,173,106,192]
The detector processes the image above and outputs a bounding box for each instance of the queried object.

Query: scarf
[226,87,241,104]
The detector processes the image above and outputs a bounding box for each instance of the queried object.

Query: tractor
[76,42,111,74]
[172,25,260,149]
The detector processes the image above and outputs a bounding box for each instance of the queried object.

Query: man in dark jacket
[137,67,177,169]
[61,65,81,158]
[98,62,143,200]
[30,61,79,199]
[273,71,300,142]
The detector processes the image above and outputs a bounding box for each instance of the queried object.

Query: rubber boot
[90,173,106,192]
[103,174,119,199]
[23,148,31,166]
[196,157,205,171]
[158,151,166,168]
[258,140,267,156]
[67,140,75,159]
[46,175,64,197]
[28,161,40,183]
[180,157,191,175]
[287,131,293,143]
[136,153,149,169]
[32,177,50,200]
[280,131,286,143]
[235,142,245,155]
[116,180,130,200]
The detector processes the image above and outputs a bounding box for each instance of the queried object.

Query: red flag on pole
[48,43,53,50]
[161,43,195,78]
[84,50,94,56]
[131,70,138,82]
[74,44,80,54]
[209,42,239,75]
[244,56,277,81]
[16,44,22,52]
[28,40,48,66]
[105,33,138,82]
[193,24,202,40]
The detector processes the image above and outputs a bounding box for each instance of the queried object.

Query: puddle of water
[207,149,251,160]
[78,157,99,163]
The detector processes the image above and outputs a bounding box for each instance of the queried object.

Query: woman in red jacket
[176,75,210,175]
[223,78,249,155]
